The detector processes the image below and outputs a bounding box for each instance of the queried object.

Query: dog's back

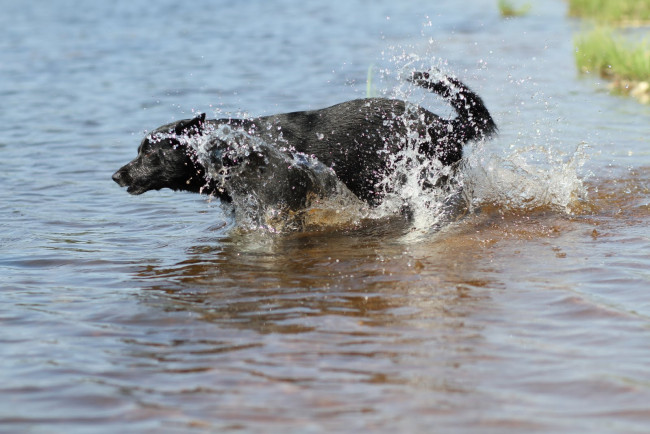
[243,73,496,204]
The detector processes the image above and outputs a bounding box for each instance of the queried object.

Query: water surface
[1,0,649,432]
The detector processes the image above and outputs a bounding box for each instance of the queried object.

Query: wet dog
[112,71,496,211]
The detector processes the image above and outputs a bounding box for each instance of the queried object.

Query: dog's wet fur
[113,71,497,212]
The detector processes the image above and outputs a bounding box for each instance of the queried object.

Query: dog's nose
[112,170,125,185]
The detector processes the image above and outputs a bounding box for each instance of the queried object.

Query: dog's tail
[410,71,497,142]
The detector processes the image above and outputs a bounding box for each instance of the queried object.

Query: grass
[574,27,650,103]
[568,0,650,25]
[575,28,650,81]
[498,0,531,17]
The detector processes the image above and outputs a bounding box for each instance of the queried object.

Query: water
[1,0,649,432]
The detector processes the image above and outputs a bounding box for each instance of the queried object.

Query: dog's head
[112,113,221,196]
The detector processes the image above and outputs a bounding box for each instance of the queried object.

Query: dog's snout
[112,169,128,186]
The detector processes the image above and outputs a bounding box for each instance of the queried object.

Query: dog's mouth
[113,171,148,195]
[126,185,147,195]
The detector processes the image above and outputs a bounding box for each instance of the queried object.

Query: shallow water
[1,0,650,432]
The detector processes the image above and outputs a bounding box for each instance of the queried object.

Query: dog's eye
[139,145,158,159]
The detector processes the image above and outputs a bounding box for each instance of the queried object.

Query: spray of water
[176,122,370,232]
[462,142,590,216]
[373,53,591,226]
[172,54,589,234]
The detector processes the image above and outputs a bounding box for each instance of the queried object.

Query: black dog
[113,71,496,212]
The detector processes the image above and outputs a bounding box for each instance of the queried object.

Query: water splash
[364,56,487,230]
[370,107,466,230]
[463,141,590,215]
[373,52,591,223]
[179,122,370,233]
[173,54,590,234]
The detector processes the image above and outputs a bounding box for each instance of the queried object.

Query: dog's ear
[174,113,206,136]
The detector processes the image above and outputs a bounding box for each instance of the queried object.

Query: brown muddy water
[1,0,649,432]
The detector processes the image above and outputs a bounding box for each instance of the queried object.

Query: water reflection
[119,226,505,430]
[135,217,499,331]
[92,172,650,431]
